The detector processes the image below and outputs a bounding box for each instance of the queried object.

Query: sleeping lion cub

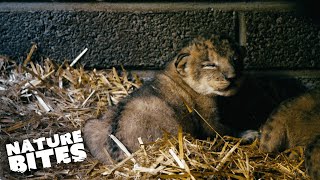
[83,35,244,164]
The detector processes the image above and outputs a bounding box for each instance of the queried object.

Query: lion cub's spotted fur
[260,90,320,180]
[83,35,244,164]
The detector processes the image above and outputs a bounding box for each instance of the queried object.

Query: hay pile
[0,46,310,179]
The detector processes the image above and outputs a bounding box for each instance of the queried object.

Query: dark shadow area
[218,75,307,133]
[0,0,274,2]
[294,0,320,25]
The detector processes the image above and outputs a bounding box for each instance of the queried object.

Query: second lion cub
[260,90,320,180]
[84,35,244,164]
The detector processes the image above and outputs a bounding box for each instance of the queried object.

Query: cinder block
[245,11,320,70]
[297,78,320,89]
[0,4,236,69]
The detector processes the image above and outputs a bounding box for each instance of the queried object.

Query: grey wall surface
[0,2,316,68]
[0,3,239,69]
[0,2,319,79]
[245,11,320,70]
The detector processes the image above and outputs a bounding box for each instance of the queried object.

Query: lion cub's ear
[174,53,190,76]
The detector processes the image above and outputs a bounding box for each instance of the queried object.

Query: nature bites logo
[6,130,87,173]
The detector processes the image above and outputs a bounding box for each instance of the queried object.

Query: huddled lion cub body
[260,90,320,180]
[84,35,244,164]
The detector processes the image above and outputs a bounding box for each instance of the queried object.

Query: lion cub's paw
[259,115,287,153]
[239,130,260,144]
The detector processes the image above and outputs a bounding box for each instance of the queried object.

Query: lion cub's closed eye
[202,61,217,70]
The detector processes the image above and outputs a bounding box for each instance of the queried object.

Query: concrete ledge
[0,2,295,12]
[244,70,320,78]
[133,69,320,79]
[132,70,320,91]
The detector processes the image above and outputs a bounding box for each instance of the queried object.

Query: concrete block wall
[0,3,239,69]
[245,11,320,69]
[0,2,319,90]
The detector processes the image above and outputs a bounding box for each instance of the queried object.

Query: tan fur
[305,135,320,180]
[260,90,320,180]
[83,35,244,164]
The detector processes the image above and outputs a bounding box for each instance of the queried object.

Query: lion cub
[260,90,320,180]
[83,35,244,164]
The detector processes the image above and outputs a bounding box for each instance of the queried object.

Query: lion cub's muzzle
[215,76,243,96]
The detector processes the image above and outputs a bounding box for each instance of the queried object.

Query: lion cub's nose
[223,71,236,81]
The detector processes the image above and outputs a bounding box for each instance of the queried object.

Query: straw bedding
[0,46,310,179]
